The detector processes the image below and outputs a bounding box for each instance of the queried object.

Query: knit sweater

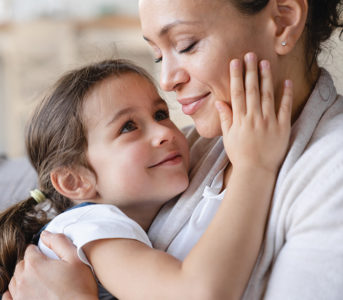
[149,69,343,299]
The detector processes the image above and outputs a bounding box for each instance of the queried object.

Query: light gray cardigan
[149,69,343,299]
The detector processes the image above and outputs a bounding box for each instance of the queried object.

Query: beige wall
[319,29,343,95]
[0,17,155,157]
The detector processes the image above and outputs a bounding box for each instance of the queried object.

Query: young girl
[0,58,292,299]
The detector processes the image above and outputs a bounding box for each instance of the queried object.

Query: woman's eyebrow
[143,20,199,41]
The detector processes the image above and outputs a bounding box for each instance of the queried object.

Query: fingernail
[230,59,240,69]
[260,60,270,70]
[215,101,223,112]
[41,230,51,238]
[285,79,292,87]
[245,52,256,62]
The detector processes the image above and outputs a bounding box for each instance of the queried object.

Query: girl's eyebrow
[107,107,137,127]
[154,98,168,107]
[143,20,200,41]
[106,98,167,127]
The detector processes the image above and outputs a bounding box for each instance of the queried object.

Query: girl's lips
[178,92,211,115]
[149,153,182,168]
[157,155,182,167]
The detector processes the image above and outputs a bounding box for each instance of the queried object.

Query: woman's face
[139,0,276,138]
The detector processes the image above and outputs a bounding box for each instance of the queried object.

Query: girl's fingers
[215,101,233,137]
[244,53,262,117]
[230,59,245,119]
[278,79,293,125]
[260,60,276,120]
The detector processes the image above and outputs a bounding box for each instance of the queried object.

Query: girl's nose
[151,123,175,147]
[159,56,189,92]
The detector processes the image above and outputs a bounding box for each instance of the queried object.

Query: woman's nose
[159,56,189,92]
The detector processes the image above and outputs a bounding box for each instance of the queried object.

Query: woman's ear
[50,166,97,202]
[272,0,308,55]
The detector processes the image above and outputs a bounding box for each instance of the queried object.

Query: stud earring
[281,41,287,46]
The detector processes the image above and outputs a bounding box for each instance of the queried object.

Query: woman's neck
[223,60,320,190]
[274,48,320,124]
[290,63,320,123]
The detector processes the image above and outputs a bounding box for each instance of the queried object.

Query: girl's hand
[215,52,293,174]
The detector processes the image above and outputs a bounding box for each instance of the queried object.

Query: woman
[4,0,343,299]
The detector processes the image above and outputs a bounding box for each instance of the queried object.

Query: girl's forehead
[82,74,159,121]
[89,73,155,100]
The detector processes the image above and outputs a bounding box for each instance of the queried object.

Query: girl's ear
[50,167,97,202]
[271,0,308,55]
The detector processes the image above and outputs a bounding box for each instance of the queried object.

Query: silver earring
[281,41,287,46]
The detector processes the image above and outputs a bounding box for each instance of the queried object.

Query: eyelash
[154,109,169,121]
[119,109,169,134]
[119,119,137,134]
[154,41,198,64]
[179,41,197,54]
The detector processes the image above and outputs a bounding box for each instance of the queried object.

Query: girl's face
[139,0,276,138]
[83,73,189,211]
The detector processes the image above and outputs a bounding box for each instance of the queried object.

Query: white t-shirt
[38,203,152,268]
[38,203,153,300]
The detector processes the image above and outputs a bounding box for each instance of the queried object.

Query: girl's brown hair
[0,59,156,293]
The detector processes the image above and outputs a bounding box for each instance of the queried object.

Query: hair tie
[30,189,46,203]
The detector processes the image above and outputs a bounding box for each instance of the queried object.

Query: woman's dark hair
[230,0,343,66]
[0,59,156,293]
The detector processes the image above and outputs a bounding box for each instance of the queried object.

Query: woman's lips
[178,92,211,115]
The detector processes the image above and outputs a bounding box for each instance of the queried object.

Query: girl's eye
[179,41,197,54]
[154,109,169,121]
[120,120,137,134]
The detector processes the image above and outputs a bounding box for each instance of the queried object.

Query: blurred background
[0,0,342,157]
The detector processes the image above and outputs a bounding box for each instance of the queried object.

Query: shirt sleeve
[39,204,152,268]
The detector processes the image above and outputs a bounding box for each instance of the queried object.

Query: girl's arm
[84,53,292,300]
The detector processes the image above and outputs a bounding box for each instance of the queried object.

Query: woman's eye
[154,57,162,63]
[120,120,137,134]
[179,41,197,54]
[154,109,169,121]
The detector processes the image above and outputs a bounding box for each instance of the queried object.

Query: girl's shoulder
[44,203,144,235]
[39,203,152,261]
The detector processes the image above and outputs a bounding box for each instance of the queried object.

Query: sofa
[0,155,38,211]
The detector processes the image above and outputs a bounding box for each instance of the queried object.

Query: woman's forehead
[139,0,227,20]
[139,0,232,35]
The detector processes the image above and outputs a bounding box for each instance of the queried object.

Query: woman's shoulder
[274,70,343,204]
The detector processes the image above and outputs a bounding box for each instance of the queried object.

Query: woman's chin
[194,119,222,138]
